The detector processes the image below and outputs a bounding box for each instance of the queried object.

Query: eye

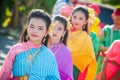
[73,16,76,19]
[79,17,83,20]
[38,26,44,30]
[57,27,62,31]
[30,24,34,28]
[38,27,43,30]
[58,28,62,31]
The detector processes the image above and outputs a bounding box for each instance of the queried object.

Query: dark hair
[52,15,68,45]
[19,9,51,46]
[71,6,89,33]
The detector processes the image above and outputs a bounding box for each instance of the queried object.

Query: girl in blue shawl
[0,9,60,80]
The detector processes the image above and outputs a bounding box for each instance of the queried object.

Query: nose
[32,28,37,33]
[52,30,56,34]
[74,19,80,23]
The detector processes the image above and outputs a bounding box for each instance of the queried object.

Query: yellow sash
[67,31,97,80]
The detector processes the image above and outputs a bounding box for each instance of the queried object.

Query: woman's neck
[48,39,61,48]
[30,40,41,46]
[76,27,83,31]
[51,39,60,44]
[114,25,120,30]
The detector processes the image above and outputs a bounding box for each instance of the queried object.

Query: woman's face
[112,15,120,26]
[71,11,87,30]
[50,21,65,43]
[27,18,47,44]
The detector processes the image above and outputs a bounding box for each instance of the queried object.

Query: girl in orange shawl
[67,6,97,80]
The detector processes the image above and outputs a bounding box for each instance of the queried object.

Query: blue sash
[13,45,60,80]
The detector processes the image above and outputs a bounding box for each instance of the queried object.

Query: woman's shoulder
[9,42,26,55]
[114,40,120,44]
[103,25,113,31]
[11,43,24,50]
[112,40,120,47]
[41,45,55,56]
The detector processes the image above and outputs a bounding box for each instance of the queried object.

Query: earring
[61,36,64,42]
[42,36,46,43]
[26,35,29,40]
[82,25,86,29]
[43,37,46,43]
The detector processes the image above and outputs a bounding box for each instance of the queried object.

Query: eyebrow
[38,26,44,28]
[30,24,44,28]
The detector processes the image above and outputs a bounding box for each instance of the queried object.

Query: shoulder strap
[110,26,113,44]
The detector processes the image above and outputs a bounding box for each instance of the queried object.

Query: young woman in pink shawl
[97,40,120,80]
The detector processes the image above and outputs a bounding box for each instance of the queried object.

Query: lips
[52,34,57,37]
[74,23,79,26]
[31,34,38,37]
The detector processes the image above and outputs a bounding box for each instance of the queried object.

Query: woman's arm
[100,57,108,80]
[100,46,108,53]
[0,47,16,80]
[111,67,120,80]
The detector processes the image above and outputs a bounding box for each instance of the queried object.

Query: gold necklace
[26,46,40,62]
[27,49,40,62]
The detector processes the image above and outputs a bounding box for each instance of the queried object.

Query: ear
[63,31,66,37]
[84,20,88,25]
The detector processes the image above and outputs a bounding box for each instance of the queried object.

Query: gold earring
[83,25,86,29]
[26,35,29,40]
[61,36,64,42]
[42,35,46,43]
[43,37,46,43]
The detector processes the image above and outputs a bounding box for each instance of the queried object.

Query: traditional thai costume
[0,41,60,80]
[67,30,97,80]
[97,40,120,80]
[49,42,73,80]
[90,32,99,55]
[97,25,120,75]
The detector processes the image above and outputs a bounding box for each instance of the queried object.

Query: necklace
[27,49,40,62]
[49,42,61,48]
[24,45,41,78]
[49,42,63,55]
[26,45,40,62]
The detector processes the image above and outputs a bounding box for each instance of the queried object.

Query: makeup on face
[50,21,65,43]
[71,11,86,30]
[27,18,47,44]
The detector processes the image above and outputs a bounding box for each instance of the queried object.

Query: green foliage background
[0,0,56,29]
[0,0,119,29]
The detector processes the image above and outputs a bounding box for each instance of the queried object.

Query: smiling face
[27,18,47,44]
[50,21,65,43]
[71,10,87,30]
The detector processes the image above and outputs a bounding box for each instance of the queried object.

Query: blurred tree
[19,0,56,29]
[101,0,120,7]
[0,0,14,28]
[0,0,56,29]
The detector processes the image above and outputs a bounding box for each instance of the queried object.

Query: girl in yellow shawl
[67,6,97,80]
